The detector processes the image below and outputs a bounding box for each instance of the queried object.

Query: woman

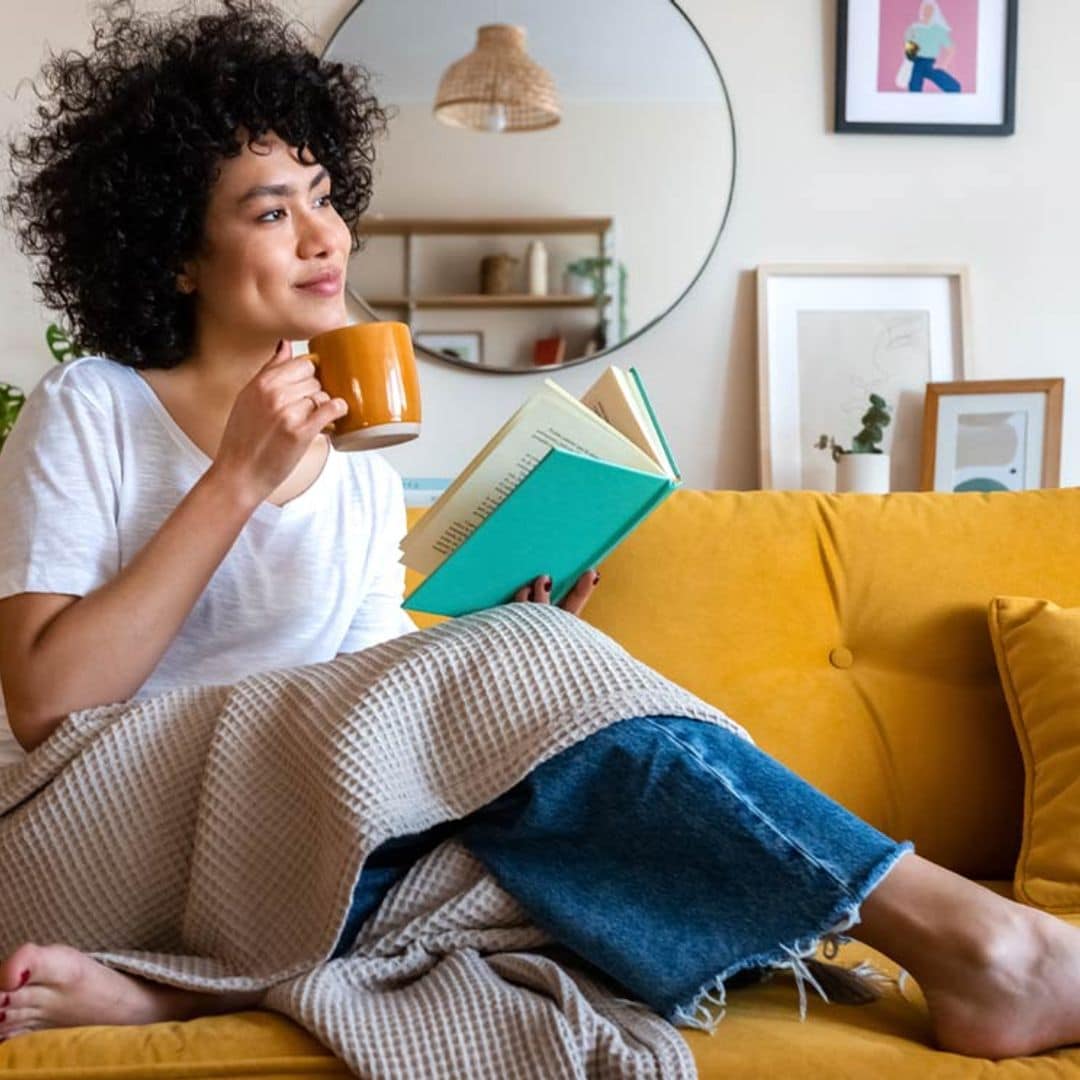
[905,0,962,93]
[2,0,1079,1061]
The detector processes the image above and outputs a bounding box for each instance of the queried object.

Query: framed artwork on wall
[415,331,485,366]
[835,0,1018,135]
[920,378,1065,491]
[756,264,971,491]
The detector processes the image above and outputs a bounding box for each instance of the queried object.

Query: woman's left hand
[513,569,600,616]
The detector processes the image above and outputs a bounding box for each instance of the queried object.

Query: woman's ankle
[846,851,1022,983]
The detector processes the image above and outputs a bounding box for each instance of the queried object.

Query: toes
[0,944,42,994]
[0,1006,38,1037]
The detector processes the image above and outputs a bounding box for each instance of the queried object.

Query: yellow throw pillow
[988,596,1080,911]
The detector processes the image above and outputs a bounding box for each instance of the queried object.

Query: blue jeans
[332,716,914,1031]
[910,56,961,92]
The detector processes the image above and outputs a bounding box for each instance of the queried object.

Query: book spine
[629,367,681,480]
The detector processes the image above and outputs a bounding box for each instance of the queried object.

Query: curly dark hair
[2,0,387,369]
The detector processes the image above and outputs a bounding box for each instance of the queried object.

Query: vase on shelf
[480,253,518,295]
[525,241,548,296]
[835,452,891,494]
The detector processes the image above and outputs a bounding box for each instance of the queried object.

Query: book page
[401,384,664,575]
[579,367,673,478]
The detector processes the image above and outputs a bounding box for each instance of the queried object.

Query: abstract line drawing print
[797,309,930,491]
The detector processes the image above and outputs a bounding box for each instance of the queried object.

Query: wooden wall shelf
[351,216,619,356]
[366,294,609,310]
[359,216,613,237]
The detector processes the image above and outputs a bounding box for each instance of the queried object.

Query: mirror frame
[321,0,738,376]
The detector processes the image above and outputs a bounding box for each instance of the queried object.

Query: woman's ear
[176,258,199,294]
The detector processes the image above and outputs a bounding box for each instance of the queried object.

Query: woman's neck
[178,333,285,411]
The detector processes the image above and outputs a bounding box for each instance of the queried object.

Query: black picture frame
[835,0,1017,135]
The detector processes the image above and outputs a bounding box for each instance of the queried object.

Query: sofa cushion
[989,595,1080,912]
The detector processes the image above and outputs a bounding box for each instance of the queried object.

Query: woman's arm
[0,344,346,751]
[0,465,261,750]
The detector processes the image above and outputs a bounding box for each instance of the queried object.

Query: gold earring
[177,276,194,294]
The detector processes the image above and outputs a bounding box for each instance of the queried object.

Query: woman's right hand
[212,339,348,503]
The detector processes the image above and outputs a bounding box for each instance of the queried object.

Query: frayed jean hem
[667,838,916,1034]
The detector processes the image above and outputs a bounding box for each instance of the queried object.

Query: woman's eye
[257,195,333,223]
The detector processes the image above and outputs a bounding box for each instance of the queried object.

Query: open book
[400,365,680,616]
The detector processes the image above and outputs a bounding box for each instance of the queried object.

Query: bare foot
[0,942,263,1040]
[918,902,1080,1059]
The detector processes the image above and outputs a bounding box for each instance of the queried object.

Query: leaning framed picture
[920,378,1065,491]
[757,264,971,491]
[835,0,1018,135]
[415,330,484,366]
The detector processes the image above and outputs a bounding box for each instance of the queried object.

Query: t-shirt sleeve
[0,374,121,600]
[337,460,417,654]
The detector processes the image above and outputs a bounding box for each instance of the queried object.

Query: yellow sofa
[4,487,1079,1077]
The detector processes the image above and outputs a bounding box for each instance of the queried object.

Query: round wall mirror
[322,0,736,374]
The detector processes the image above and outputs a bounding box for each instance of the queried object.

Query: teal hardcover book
[403,446,678,617]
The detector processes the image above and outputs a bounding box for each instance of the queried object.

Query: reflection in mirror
[323,0,735,374]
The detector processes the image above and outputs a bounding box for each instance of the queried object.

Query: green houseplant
[0,322,81,452]
[813,393,893,493]
[564,256,628,343]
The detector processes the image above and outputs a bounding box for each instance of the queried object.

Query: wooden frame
[835,0,1018,136]
[920,378,1064,491]
[757,263,971,491]
[414,330,485,367]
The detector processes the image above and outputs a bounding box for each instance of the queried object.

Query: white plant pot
[835,453,891,494]
[563,271,595,297]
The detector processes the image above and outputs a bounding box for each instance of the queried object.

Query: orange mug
[307,321,422,451]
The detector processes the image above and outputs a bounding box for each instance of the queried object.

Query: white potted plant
[814,394,893,493]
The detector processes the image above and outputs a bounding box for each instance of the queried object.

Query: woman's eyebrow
[237,166,329,205]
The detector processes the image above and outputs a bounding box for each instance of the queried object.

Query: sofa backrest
[405,488,1080,879]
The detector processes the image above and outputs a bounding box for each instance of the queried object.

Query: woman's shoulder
[32,354,136,414]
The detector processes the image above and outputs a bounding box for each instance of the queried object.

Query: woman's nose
[297,210,339,258]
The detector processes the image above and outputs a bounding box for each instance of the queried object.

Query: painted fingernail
[593,573,600,585]
[542,579,551,593]
[18,970,29,987]
[1,994,8,1007]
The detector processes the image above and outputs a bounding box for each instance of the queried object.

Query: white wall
[2,1,1076,490]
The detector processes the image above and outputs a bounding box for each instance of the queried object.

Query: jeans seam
[637,717,861,904]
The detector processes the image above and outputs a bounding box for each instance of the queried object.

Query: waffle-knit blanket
[0,603,752,1078]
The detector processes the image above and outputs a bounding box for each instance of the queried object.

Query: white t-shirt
[0,355,417,765]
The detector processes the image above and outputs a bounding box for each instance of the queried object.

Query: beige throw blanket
[0,603,752,1078]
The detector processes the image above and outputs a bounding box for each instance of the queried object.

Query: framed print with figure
[920,379,1064,491]
[756,264,970,491]
[835,0,1018,135]
[415,331,484,366]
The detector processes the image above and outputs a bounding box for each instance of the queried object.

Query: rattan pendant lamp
[434,25,561,133]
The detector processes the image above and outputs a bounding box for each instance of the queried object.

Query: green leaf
[45,322,78,364]
[0,382,27,453]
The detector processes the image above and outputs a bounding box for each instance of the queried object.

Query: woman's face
[919,2,934,21]
[183,130,352,347]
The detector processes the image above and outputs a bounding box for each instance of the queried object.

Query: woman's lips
[296,273,342,297]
